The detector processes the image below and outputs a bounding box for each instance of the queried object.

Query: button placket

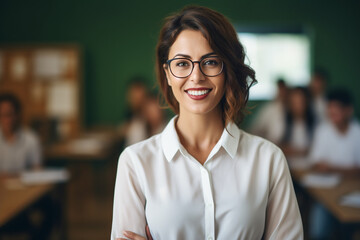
[200,167,215,240]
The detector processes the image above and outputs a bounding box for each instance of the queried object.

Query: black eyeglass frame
[166,56,224,78]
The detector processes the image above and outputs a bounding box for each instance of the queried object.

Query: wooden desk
[0,179,54,226]
[45,129,123,199]
[291,169,360,223]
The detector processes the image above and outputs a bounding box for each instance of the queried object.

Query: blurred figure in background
[0,93,52,240]
[309,88,360,240]
[0,93,42,175]
[280,87,315,158]
[142,95,166,136]
[250,78,288,145]
[310,88,360,174]
[122,77,149,146]
[309,67,329,124]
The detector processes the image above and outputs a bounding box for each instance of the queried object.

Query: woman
[280,87,315,158]
[111,6,303,240]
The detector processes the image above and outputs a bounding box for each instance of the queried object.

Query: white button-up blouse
[111,117,303,240]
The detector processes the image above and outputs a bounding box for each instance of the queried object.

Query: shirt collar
[219,121,241,159]
[161,116,241,162]
[161,116,182,162]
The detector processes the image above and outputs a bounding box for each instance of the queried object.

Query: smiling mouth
[185,88,212,96]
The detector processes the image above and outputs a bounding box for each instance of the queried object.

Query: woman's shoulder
[240,128,282,150]
[238,130,290,177]
[238,129,285,160]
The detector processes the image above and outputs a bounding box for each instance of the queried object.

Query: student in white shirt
[310,88,360,173]
[0,93,42,175]
[309,88,360,239]
[111,6,303,240]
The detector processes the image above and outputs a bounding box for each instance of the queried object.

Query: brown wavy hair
[156,5,257,124]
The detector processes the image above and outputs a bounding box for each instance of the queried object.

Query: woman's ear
[163,64,172,87]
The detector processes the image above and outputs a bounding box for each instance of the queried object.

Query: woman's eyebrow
[172,52,216,59]
[201,52,217,58]
[173,53,191,58]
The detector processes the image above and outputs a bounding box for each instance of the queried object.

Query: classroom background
[0,0,359,239]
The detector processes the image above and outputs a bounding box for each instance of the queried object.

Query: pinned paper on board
[33,50,69,78]
[46,81,77,119]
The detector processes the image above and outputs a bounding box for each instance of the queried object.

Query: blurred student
[309,68,329,124]
[123,77,149,146]
[251,78,288,145]
[309,88,360,240]
[0,93,42,175]
[142,95,166,136]
[0,93,52,240]
[310,88,360,174]
[280,87,315,158]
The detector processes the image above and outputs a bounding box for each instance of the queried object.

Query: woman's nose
[190,63,205,83]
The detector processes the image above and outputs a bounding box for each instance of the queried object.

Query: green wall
[1,0,359,127]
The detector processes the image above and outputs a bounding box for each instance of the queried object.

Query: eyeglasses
[166,56,224,78]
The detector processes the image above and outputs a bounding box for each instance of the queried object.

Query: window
[238,31,311,100]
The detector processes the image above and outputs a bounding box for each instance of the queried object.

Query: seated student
[280,87,315,158]
[0,93,42,175]
[0,93,52,240]
[310,88,360,174]
[142,95,166,136]
[309,88,360,239]
[122,77,149,147]
[250,78,288,145]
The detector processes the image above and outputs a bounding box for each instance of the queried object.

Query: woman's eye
[203,59,219,66]
[176,61,190,67]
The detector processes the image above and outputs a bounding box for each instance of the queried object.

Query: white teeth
[187,89,210,96]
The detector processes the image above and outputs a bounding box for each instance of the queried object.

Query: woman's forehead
[168,30,213,59]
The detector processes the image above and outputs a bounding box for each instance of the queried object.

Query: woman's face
[289,90,306,117]
[164,30,225,116]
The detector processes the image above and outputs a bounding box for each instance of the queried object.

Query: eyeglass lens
[169,57,223,78]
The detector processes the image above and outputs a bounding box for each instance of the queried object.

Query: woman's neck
[176,107,224,151]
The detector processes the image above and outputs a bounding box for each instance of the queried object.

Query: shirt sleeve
[263,151,303,240]
[111,148,147,240]
[309,125,327,164]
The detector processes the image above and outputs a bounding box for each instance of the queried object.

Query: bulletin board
[0,45,82,143]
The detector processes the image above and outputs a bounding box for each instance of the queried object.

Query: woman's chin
[182,105,220,116]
